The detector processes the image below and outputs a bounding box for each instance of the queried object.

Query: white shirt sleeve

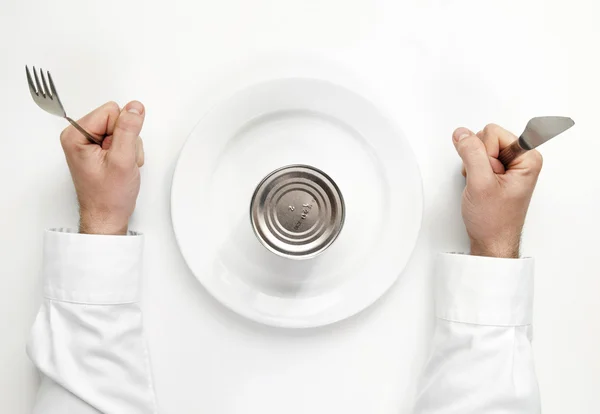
[27,229,159,414]
[414,253,541,413]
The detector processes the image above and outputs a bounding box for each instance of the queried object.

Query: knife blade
[497,116,575,166]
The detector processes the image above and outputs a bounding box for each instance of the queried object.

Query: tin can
[250,165,345,260]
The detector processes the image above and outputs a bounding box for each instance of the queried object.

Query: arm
[27,102,157,413]
[28,230,158,414]
[414,124,544,413]
[414,254,539,413]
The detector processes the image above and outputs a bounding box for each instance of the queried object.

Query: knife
[498,116,575,166]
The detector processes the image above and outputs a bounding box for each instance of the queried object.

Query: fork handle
[66,117,103,146]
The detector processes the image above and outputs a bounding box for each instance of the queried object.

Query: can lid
[250,165,345,259]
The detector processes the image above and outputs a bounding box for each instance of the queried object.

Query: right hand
[453,124,543,258]
[60,101,146,235]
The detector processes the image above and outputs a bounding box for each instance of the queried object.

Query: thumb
[111,101,145,157]
[453,127,494,186]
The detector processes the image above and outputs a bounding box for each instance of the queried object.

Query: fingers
[453,127,495,187]
[481,123,543,174]
[60,101,120,148]
[458,124,518,176]
[515,148,544,176]
[477,125,508,174]
[478,124,516,173]
[456,123,543,181]
[111,101,145,158]
[101,135,145,167]
[136,136,145,167]
[480,123,517,151]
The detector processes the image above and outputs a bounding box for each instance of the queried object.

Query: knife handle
[498,138,528,166]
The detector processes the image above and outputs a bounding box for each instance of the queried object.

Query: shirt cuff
[435,253,534,326]
[42,228,144,304]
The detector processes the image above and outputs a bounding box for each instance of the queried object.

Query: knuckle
[483,123,501,136]
[525,150,543,175]
[105,100,120,113]
[484,122,517,141]
[59,127,78,150]
[484,123,516,143]
[532,150,543,168]
[136,138,145,167]
[59,127,71,147]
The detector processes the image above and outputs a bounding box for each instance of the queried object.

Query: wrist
[79,210,129,235]
[470,238,520,259]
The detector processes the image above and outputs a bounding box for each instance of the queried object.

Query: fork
[25,66,102,145]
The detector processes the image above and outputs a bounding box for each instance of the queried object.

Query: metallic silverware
[250,165,345,260]
[498,116,575,165]
[25,66,102,145]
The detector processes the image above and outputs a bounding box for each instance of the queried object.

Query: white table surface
[1,1,599,413]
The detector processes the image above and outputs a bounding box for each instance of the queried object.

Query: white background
[1,0,599,413]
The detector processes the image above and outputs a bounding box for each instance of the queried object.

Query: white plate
[171,78,423,328]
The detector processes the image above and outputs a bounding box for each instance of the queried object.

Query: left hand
[60,101,146,235]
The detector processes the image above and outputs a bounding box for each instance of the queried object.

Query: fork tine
[32,66,45,97]
[25,65,38,96]
[40,68,52,99]
[47,70,58,98]
[47,70,66,117]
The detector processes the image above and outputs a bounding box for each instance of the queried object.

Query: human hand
[60,101,146,235]
[453,124,543,258]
